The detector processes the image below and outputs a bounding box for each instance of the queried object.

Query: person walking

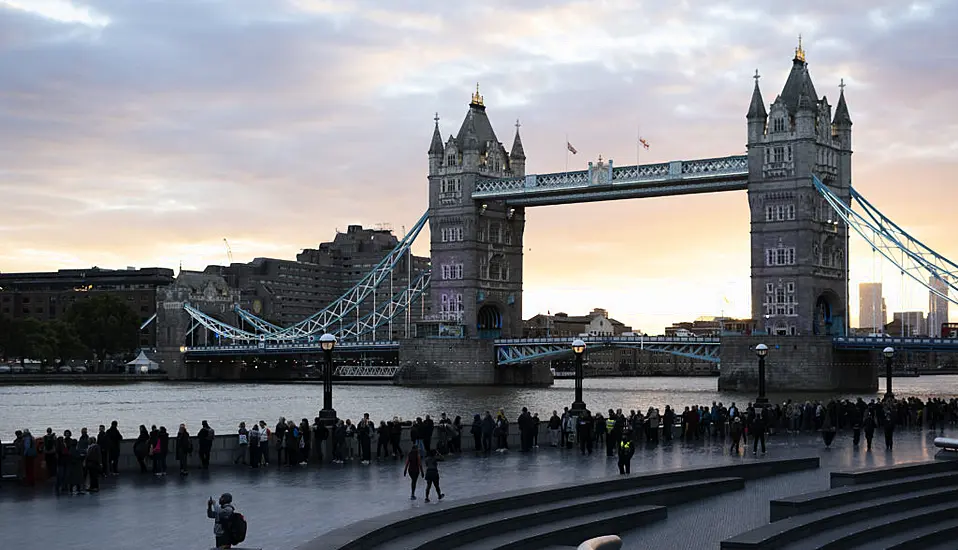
[752,410,767,454]
[863,411,876,451]
[207,493,235,549]
[423,449,445,503]
[729,417,743,454]
[403,446,423,500]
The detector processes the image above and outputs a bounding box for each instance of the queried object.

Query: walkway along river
[3,376,958,438]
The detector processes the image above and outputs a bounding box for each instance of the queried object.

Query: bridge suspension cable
[814,176,958,307]
[182,211,431,343]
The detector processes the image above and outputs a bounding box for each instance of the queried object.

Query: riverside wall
[718,336,876,392]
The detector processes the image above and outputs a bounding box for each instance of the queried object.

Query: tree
[67,294,140,372]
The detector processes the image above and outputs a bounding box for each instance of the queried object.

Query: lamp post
[319,333,337,424]
[571,338,587,414]
[883,346,895,399]
[755,343,769,407]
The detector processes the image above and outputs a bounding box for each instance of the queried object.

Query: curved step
[721,485,958,549]
[779,501,958,550]
[454,505,667,550]
[770,471,958,521]
[394,477,743,550]
[868,517,958,550]
[829,459,957,488]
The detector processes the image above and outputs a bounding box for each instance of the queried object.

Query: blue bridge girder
[494,336,722,366]
[832,336,958,352]
[473,155,747,207]
[183,340,400,357]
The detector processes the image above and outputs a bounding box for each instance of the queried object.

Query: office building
[858,282,885,332]
[928,276,950,337]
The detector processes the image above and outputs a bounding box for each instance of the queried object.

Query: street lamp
[883,346,895,399]
[319,333,337,424]
[755,343,769,407]
[571,338,587,414]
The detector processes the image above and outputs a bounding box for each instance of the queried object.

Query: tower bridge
[159,44,958,391]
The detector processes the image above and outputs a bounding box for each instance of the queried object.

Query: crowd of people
[3,396,958,497]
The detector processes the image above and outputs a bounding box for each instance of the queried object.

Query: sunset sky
[1,0,955,334]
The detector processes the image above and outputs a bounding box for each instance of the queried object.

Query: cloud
[1,0,957,333]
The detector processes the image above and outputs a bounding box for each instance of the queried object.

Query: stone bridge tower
[746,41,852,337]
[426,86,526,339]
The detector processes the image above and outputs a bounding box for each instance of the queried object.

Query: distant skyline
[1,1,956,334]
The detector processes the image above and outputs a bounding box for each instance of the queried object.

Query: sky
[1,0,956,335]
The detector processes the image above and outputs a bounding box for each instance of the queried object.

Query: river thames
[2,376,957,438]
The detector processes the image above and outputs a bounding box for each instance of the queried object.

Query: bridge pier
[396,339,551,386]
[719,336,876,393]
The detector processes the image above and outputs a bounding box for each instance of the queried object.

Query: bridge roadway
[179,335,958,379]
[472,155,748,206]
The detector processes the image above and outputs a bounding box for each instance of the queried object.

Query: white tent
[126,351,159,373]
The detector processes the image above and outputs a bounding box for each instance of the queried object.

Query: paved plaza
[0,428,953,550]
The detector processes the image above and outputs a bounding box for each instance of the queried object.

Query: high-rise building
[928,276,949,337]
[858,282,884,332]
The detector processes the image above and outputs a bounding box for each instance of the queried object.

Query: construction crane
[223,238,233,264]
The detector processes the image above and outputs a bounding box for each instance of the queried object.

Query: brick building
[0,267,175,347]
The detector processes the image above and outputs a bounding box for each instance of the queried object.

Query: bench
[578,535,622,550]
[934,437,958,451]
[829,460,957,488]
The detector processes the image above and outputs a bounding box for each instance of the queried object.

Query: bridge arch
[477,304,502,339]
[814,289,844,337]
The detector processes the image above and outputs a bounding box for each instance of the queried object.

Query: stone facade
[427,88,525,339]
[718,336,875,392]
[747,43,852,338]
[155,271,239,379]
[397,338,551,386]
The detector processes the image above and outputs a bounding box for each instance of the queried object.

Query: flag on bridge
[639,137,650,150]
[566,141,578,155]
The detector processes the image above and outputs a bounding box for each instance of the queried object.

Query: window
[776,205,784,221]
[786,204,795,220]
[786,282,795,293]
[446,153,456,166]
[766,283,774,293]
[456,227,463,241]
[773,118,786,133]
[766,206,774,221]
[765,247,797,266]
[454,264,463,279]
[455,294,463,312]
[773,147,785,163]
[440,228,447,243]
[440,294,450,312]
[789,326,797,336]
[441,265,450,280]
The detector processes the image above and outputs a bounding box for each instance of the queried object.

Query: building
[747,39,852,337]
[204,225,430,334]
[666,317,756,337]
[523,308,636,338]
[0,267,175,347]
[887,311,926,337]
[425,85,526,339]
[928,276,949,337]
[858,282,885,332]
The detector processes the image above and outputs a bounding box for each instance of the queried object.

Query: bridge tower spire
[746,44,852,338]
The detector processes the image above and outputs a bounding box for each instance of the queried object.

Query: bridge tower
[747,41,852,338]
[426,86,526,339]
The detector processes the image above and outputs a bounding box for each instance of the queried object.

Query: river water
[2,376,957,438]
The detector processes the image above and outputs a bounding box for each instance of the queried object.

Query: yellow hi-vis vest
[606,419,616,431]
[620,440,632,452]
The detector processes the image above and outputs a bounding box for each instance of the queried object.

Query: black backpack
[228,511,247,544]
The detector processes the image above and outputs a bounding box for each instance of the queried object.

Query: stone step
[453,504,667,550]
[317,457,817,550]
[721,484,958,549]
[778,501,958,550]
[829,459,958,488]
[395,477,742,550]
[770,471,958,521]
[868,517,958,550]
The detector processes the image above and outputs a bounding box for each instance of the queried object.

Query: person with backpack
[207,492,245,549]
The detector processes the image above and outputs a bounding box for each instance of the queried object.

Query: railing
[474,155,747,198]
